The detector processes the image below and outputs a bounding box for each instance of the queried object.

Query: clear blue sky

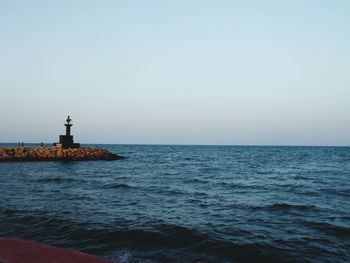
[1,0,349,145]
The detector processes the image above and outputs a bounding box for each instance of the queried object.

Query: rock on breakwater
[0,147,125,162]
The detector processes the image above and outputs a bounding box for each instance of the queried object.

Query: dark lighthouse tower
[65,115,72,136]
[54,116,80,148]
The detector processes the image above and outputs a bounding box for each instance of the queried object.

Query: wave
[194,238,293,263]
[146,186,185,196]
[35,177,83,184]
[302,221,350,237]
[103,183,133,189]
[185,178,209,184]
[2,207,15,215]
[218,181,267,190]
[1,210,345,262]
[256,170,271,175]
[181,157,195,161]
[0,212,211,261]
[193,191,209,197]
[163,171,183,176]
[270,203,317,211]
[253,203,318,212]
[293,175,310,180]
[321,188,350,197]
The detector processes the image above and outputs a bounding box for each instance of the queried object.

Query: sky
[1,0,349,146]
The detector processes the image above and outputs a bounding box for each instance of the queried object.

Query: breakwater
[0,147,125,162]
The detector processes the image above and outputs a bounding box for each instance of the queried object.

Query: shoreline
[0,146,125,162]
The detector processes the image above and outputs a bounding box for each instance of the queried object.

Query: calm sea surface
[0,145,349,262]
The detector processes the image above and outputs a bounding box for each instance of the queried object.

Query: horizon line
[0,142,349,148]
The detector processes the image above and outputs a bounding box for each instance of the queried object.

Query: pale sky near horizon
[1,0,350,146]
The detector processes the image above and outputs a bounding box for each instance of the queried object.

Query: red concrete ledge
[0,238,120,263]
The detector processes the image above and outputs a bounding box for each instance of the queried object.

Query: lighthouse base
[54,135,80,149]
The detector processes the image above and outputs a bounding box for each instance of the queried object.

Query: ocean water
[0,144,349,263]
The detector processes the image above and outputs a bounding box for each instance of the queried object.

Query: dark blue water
[0,145,349,262]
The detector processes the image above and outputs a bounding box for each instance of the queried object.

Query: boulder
[0,147,125,162]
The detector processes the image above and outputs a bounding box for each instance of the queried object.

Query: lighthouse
[65,115,72,136]
[54,116,80,148]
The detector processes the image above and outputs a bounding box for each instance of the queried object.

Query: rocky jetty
[0,147,125,162]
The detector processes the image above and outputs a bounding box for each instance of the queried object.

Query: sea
[0,144,349,263]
